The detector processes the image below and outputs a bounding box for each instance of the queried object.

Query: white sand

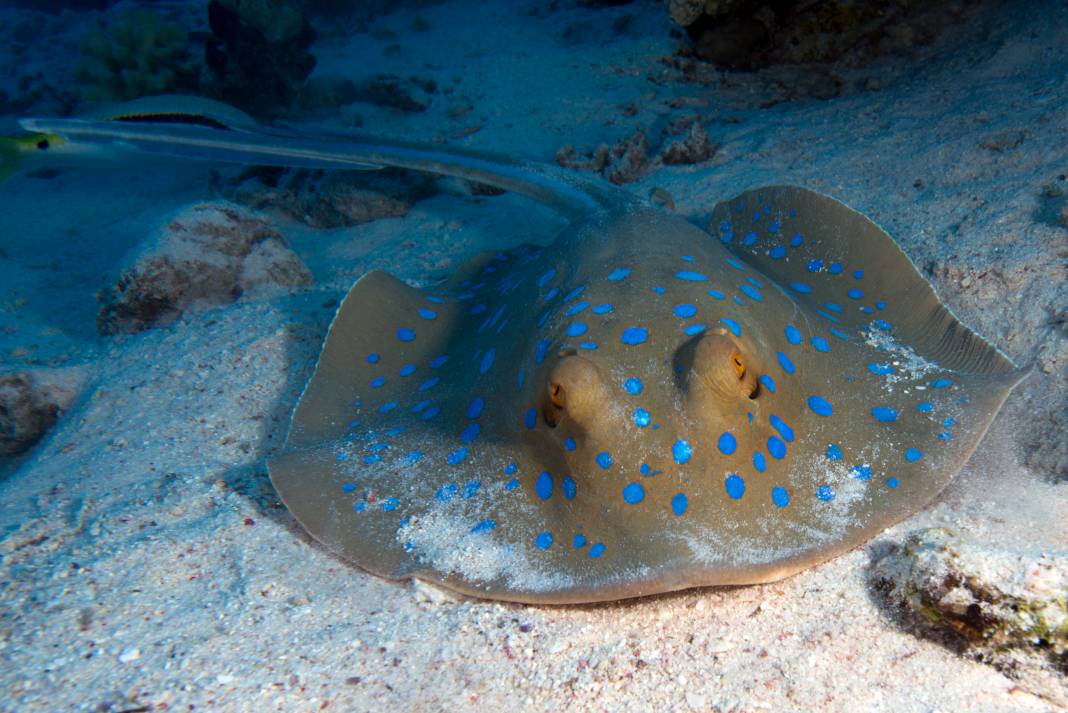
[1,0,1066,710]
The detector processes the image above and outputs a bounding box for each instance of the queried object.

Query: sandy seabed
[0,0,1066,711]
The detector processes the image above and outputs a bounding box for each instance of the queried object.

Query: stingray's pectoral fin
[714,185,1020,378]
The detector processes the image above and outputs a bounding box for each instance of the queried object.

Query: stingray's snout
[690,331,759,401]
[542,353,611,429]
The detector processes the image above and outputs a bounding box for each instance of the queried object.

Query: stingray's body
[23,98,1025,603]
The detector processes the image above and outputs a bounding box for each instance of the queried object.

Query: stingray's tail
[19,113,630,220]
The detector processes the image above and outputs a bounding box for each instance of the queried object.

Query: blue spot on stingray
[721,318,742,337]
[876,300,887,310]
[808,395,834,417]
[469,303,487,315]
[769,415,794,442]
[564,437,576,451]
[943,417,956,428]
[742,231,758,246]
[479,349,496,374]
[769,219,781,234]
[672,493,688,516]
[790,232,804,246]
[589,543,606,558]
[524,408,537,429]
[579,342,598,350]
[815,310,840,325]
[471,519,496,535]
[917,402,934,413]
[565,322,588,337]
[905,448,924,462]
[562,476,576,500]
[810,336,830,353]
[623,377,644,395]
[824,302,843,313]
[718,432,737,455]
[430,355,449,368]
[673,439,693,464]
[675,271,708,282]
[828,262,843,275]
[607,267,631,281]
[887,477,900,489]
[573,534,587,548]
[378,402,397,414]
[772,487,790,508]
[621,327,648,345]
[851,464,872,481]
[770,245,787,259]
[504,463,517,475]
[538,268,557,288]
[505,478,519,491]
[853,270,865,280]
[758,374,776,393]
[622,483,645,504]
[633,408,651,427]
[466,397,485,419]
[673,304,698,318]
[861,306,874,314]
[367,353,381,364]
[868,363,894,375]
[725,474,745,500]
[421,406,440,420]
[535,531,553,549]
[397,328,416,342]
[872,407,898,423]
[830,328,851,341]
[806,259,823,273]
[592,303,613,314]
[537,311,551,327]
[380,498,399,512]
[354,502,366,512]
[462,480,481,499]
[790,282,812,294]
[753,451,767,472]
[931,378,953,389]
[873,320,893,331]
[418,307,437,320]
[370,377,386,388]
[640,463,651,476]
[535,339,550,364]
[341,482,356,492]
[399,363,417,377]
[684,324,707,336]
[777,351,796,374]
[564,286,586,302]
[446,447,468,465]
[727,257,746,271]
[436,483,458,503]
[740,284,763,302]
[708,289,726,300]
[419,377,440,391]
[596,451,613,469]
[536,471,553,500]
[784,324,802,345]
[565,301,589,316]
[848,288,864,300]
[817,485,835,501]
[461,423,481,444]
[767,436,787,460]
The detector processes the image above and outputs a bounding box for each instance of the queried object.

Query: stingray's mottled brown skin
[270,188,1025,604]
[27,102,1023,603]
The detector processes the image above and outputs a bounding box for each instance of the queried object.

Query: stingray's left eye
[549,382,566,408]
[732,354,746,379]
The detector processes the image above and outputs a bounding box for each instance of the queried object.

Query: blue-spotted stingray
[21,97,1027,603]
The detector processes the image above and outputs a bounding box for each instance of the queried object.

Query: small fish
[23,97,1026,603]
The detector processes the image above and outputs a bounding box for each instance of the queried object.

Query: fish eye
[36,139,50,150]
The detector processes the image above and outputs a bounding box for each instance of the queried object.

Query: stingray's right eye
[549,382,566,408]
[732,354,746,379]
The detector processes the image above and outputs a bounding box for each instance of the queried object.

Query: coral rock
[0,369,84,456]
[872,528,1068,705]
[97,202,311,334]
